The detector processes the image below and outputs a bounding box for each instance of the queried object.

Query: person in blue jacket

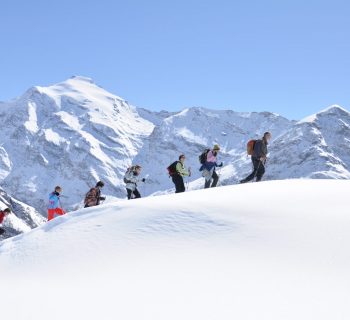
[48,186,65,221]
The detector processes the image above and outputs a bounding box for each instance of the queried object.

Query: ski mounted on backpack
[199,149,210,164]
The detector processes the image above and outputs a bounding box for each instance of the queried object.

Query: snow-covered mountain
[266,105,350,180]
[0,76,349,224]
[1,180,350,320]
[0,76,154,212]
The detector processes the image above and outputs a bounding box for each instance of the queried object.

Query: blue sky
[0,0,349,120]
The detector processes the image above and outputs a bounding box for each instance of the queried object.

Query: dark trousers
[0,227,5,235]
[204,170,219,188]
[127,188,141,200]
[243,157,265,182]
[172,174,185,193]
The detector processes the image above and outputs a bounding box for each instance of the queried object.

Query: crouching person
[84,181,106,208]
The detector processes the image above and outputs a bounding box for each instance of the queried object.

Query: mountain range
[0,76,349,237]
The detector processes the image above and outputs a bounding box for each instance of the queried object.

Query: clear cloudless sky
[0,0,349,119]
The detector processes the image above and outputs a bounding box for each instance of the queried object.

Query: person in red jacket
[0,208,11,235]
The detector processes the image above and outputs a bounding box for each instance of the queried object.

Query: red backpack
[247,140,256,156]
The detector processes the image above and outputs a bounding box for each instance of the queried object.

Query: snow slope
[1,179,349,320]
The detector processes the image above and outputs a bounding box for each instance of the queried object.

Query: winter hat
[213,144,220,151]
[96,181,105,188]
[4,208,11,213]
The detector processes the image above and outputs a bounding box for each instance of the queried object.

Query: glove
[142,178,146,182]
[100,196,106,201]
[218,162,223,167]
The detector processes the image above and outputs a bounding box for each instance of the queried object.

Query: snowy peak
[266,104,350,180]
[320,104,350,115]
[33,76,127,112]
[0,77,155,213]
[299,104,350,124]
[69,75,95,83]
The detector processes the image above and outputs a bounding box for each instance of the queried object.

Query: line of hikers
[166,131,272,191]
[46,132,272,222]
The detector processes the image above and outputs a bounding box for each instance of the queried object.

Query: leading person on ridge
[240,132,272,183]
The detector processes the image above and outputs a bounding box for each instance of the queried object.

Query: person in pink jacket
[200,144,223,188]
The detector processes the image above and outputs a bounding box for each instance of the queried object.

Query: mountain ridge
[0,76,349,236]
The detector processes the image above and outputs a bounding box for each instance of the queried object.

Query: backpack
[123,166,135,184]
[84,188,98,206]
[167,161,179,176]
[199,149,210,164]
[247,140,257,156]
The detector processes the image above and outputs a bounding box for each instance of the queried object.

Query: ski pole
[142,175,148,196]
[217,167,222,186]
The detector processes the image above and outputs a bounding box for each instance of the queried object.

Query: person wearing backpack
[168,154,191,193]
[48,186,66,221]
[124,165,145,200]
[200,144,223,189]
[84,181,106,208]
[240,132,272,183]
[0,208,11,235]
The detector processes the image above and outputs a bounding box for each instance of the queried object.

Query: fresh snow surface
[1,179,349,320]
